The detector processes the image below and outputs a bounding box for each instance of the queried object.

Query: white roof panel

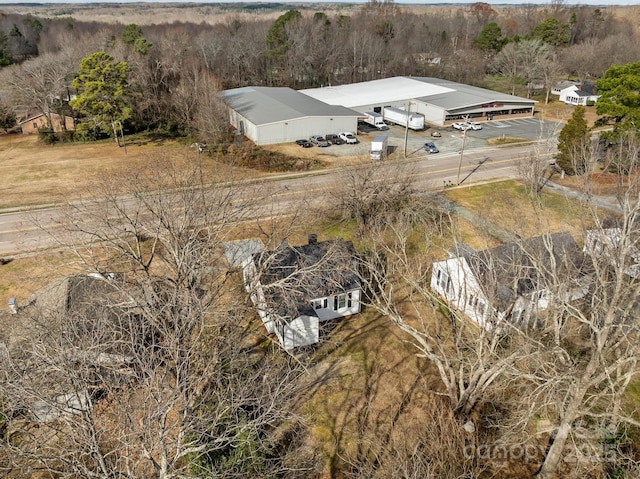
[300,77,455,108]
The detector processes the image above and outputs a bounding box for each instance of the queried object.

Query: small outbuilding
[19,112,76,134]
[221,87,361,145]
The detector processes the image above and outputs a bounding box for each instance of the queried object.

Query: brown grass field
[0,134,186,209]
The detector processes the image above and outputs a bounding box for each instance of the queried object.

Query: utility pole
[403,101,411,158]
[456,129,466,185]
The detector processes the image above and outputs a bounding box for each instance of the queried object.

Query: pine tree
[556,106,589,175]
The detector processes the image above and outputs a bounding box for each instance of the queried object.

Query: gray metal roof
[224,238,265,267]
[300,76,534,112]
[221,86,361,126]
[412,77,536,110]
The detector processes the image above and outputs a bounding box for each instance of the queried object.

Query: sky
[0,0,636,5]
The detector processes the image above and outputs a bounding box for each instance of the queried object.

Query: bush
[586,100,596,107]
[37,127,58,144]
[218,143,325,172]
[74,122,109,142]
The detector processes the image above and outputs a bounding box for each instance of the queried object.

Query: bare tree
[0,153,318,478]
[331,161,417,234]
[1,51,74,131]
[491,41,521,95]
[354,194,529,419]
[527,138,640,479]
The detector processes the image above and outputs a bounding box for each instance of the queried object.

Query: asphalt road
[0,141,554,257]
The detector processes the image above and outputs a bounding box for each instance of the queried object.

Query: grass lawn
[445,179,597,241]
[0,134,188,209]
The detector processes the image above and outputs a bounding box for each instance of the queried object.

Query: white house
[557,81,599,106]
[583,218,640,278]
[430,233,588,329]
[551,80,579,96]
[242,236,361,349]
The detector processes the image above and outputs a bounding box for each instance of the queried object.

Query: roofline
[18,112,75,124]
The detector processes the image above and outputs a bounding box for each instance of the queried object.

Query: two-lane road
[0,142,552,257]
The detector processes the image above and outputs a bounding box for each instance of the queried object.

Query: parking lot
[300,118,563,160]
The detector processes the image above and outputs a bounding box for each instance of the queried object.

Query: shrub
[37,127,58,144]
[74,122,109,142]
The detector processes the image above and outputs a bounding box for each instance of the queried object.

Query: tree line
[1,2,639,144]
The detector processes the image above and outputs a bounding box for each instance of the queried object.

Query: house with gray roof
[242,235,361,349]
[557,81,599,106]
[300,76,536,127]
[430,232,588,329]
[221,86,361,145]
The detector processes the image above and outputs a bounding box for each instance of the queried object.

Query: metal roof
[300,76,454,108]
[221,86,361,126]
[300,76,534,111]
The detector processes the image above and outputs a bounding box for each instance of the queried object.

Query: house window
[314,300,322,310]
[33,122,38,129]
[438,270,449,291]
[347,292,352,308]
[477,302,486,316]
[338,294,347,309]
[468,294,475,307]
[334,296,338,311]
[323,298,328,309]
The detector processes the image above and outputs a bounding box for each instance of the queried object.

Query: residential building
[242,235,361,349]
[430,232,588,329]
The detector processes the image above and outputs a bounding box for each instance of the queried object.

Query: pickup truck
[325,134,344,145]
[310,135,330,147]
[339,132,358,144]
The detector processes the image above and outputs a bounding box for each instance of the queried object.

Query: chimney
[308,233,318,245]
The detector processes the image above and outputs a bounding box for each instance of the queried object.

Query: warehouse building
[221,86,361,145]
[300,76,536,127]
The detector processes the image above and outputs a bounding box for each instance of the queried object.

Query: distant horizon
[0,0,636,6]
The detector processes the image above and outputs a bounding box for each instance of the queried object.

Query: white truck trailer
[370,135,388,161]
[363,112,389,130]
[382,107,425,130]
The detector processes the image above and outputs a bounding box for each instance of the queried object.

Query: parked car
[325,134,344,145]
[451,122,471,131]
[310,135,330,147]
[430,130,442,137]
[424,141,439,153]
[296,139,312,148]
[467,121,483,130]
[339,132,358,144]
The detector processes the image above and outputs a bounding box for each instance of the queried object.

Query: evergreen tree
[532,17,569,47]
[266,10,301,82]
[474,22,504,54]
[70,52,132,147]
[0,31,13,66]
[596,61,640,137]
[556,105,589,175]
